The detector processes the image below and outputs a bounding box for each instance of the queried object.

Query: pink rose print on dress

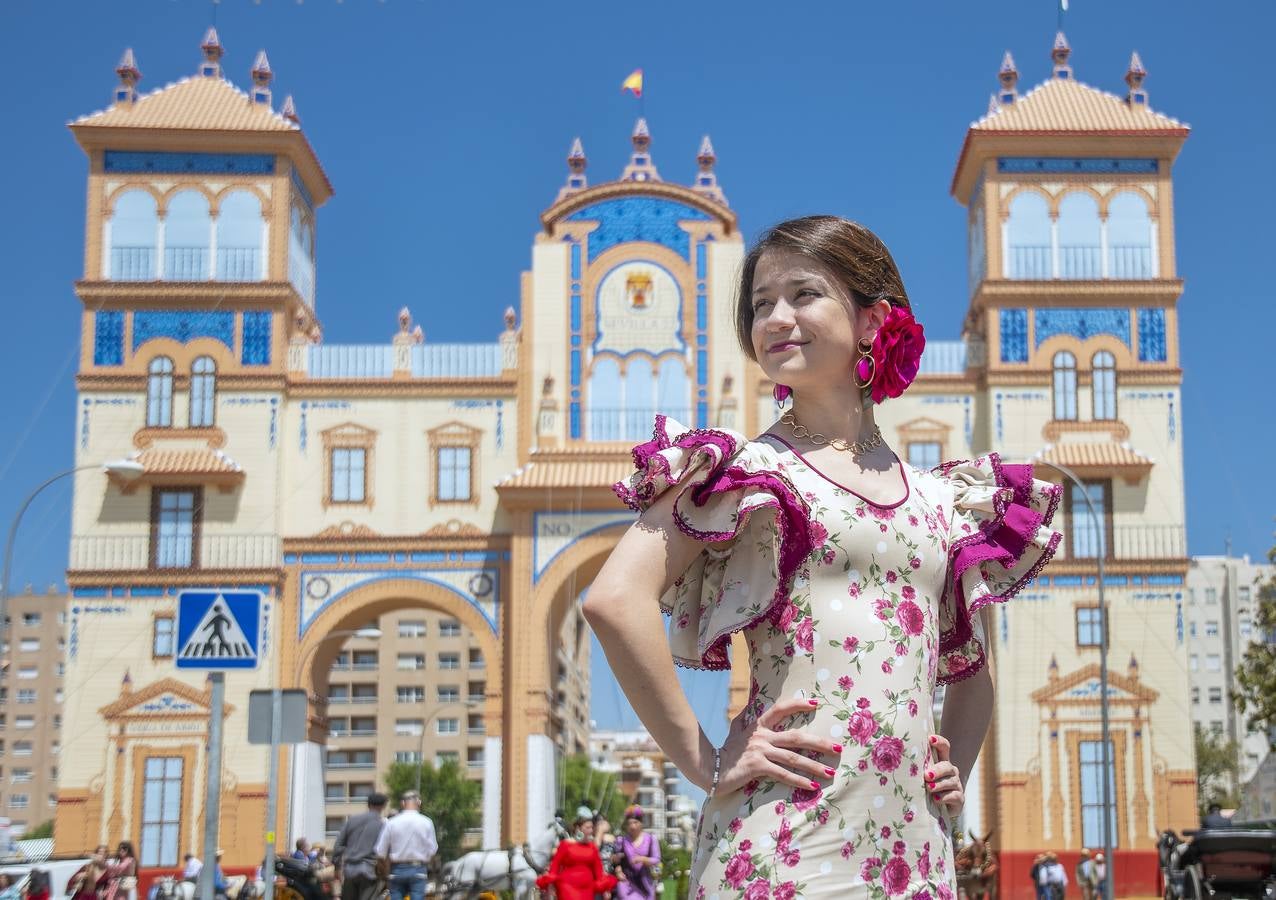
[903,809,915,823]
[898,600,925,636]
[874,598,893,621]
[893,840,907,856]
[910,556,922,570]
[871,505,896,521]
[908,515,919,527]
[823,549,836,566]
[724,852,755,889]
[777,600,799,633]
[945,653,970,675]
[841,842,855,859]
[729,817,743,833]
[817,806,830,825]
[882,856,912,895]
[938,884,955,900]
[843,636,860,654]
[792,783,822,812]
[848,709,879,745]
[838,674,854,691]
[881,826,892,838]
[745,880,770,900]
[882,659,894,674]
[774,818,801,866]
[860,857,882,882]
[872,735,905,772]
[908,698,919,718]
[916,891,933,900]
[795,617,814,652]
[808,520,828,546]
[901,585,916,600]
[740,840,753,852]
[918,842,932,877]
[885,570,898,583]
[848,582,862,599]
[676,612,690,630]
[774,883,797,900]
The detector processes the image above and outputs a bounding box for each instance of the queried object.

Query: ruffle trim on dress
[934,453,1063,663]
[613,415,817,671]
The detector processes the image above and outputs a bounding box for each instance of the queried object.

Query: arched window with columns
[1092,350,1117,420]
[165,191,212,280]
[147,357,175,427]
[108,190,158,280]
[1052,350,1078,421]
[215,191,264,281]
[1057,193,1102,279]
[190,356,217,428]
[1005,192,1051,280]
[1107,192,1155,279]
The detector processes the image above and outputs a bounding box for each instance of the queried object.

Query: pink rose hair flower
[869,305,926,404]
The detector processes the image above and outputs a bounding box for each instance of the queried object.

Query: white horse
[437,818,566,899]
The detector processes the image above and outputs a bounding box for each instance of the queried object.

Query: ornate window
[146,357,175,427]
[139,756,185,866]
[1107,192,1154,279]
[189,356,216,428]
[1075,606,1104,647]
[216,190,264,281]
[108,190,158,280]
[1052,351,1078,421]
[164,190,212,280]
[150,488,201,569]
[1077,740,1118,849]
[1066,480,1111,559]
[1057,192,1102,279]
[428,422,481,506]
[322,424,376,507]
[1092,351,1117,420]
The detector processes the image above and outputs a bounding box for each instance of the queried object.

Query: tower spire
[691,135,727,205]
[1052,31,1073,79]
[998,51,1019,105]
[250,50,273,106]
[114,48,141,106]
[556,137,588,202]
[620,118,661,182]
[200,27,224,78]
[1125,51,1148,106]
[281,94,300,124]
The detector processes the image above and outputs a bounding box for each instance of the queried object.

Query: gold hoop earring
[853,338,875,388]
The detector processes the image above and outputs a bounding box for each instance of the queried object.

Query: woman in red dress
[536,813,618,900]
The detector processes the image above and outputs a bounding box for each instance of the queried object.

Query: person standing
[292,839,312,862]
[1040,852,1068,900]
[536,813,617,900]
[334,792,389,900]
[102,841,138,900]
[374,791,438,900]
[1091,852,1107,899]
[613,806,660,900]
[1075,849,1094,900]
[183,854,204,885]
[1201,803,1231,829]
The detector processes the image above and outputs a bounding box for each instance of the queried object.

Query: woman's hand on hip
[927,734,965,818]
[714,697,843,795]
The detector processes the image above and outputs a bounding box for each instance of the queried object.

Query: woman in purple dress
[612,806,661,900]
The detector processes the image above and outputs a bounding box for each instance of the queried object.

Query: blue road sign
[175,590,262,669]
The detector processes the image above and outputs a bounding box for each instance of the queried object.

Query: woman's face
[95,847,109,859]
[625,818,643,839]
[749,248,885,397]
[117,844,131,858]
[577,820,595,840]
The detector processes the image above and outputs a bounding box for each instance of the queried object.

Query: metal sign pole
[262,687,282,900]
[199,672,226,900]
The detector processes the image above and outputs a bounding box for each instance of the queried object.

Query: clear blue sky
[1,2,1272,747]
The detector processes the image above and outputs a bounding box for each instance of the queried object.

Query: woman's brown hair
[735,216,910,361]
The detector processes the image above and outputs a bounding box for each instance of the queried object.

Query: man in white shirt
[182,854,203,883]
[374,791,438,900]
[1038,852,1068,900]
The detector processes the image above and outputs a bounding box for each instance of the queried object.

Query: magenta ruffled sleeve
[613,415,816,671]
[933,455,1063,684]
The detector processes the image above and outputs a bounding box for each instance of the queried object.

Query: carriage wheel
[1185,867,1207,900]
[275,887,305,900]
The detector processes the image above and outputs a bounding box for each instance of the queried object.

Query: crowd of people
[533,804,662,900]
[1026,849,1107,900]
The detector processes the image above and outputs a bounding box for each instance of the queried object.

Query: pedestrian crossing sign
[175,590,262,670]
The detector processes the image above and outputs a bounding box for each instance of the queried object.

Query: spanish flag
[621,69,643,98]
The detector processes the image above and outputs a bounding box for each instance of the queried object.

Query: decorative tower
[556,137,587,201]
[1126,52,1149,106]
[199,27,223,78]
[619,118,661,182]
[113,49,140,106]
[952,37,1196,881]
[281,94,300,124]
[691,135,727,205]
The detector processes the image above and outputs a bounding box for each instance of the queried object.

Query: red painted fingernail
[824,767,836,776]
[810,780,820,789]
[927,770,934,779]
[832,743,844,753]
[808,699,819,706]
[929,736,937,744]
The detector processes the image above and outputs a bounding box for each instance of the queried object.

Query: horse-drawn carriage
[1160,827,1276,900]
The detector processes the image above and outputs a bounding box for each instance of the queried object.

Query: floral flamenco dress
[613,416,1062,900]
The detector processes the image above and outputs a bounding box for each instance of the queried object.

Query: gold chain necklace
[779,411,884,455]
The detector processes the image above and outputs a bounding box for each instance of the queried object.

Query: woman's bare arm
[582,487,721,789]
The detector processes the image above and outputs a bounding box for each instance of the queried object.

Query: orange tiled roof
[134,447,243,475]
[495,456,634,490]
[72,76,299,132]
[1034,442,1153,470]
[973,77,1188,133]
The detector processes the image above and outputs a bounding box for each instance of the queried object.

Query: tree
[1233,544,1276,751]
[24,821,52,840]
[560,754,627,827]
[1194,723,1241,812]
[382,760,481,861]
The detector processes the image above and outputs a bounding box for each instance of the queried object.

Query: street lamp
[262,625,382,900]
[0,459,144,656]
[1029,458,1114,900]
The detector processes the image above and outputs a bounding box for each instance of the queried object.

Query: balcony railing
[585,408,693,443]
[1055,523,1186,561]
[165,246,210,280]
[216,247,262,281]
[110,246,156,280]
[325,761,375,770]
[1007,245,1154,281]
[328,729,377,738]
[69,533,281,571]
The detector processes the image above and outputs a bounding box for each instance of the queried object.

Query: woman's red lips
[767,340,807,353]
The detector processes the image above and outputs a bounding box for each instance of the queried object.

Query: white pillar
[525,734,557,840]
[483,736,502,849]
[289,742,325,845]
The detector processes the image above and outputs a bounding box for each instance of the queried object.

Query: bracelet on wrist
[708,746,722,799]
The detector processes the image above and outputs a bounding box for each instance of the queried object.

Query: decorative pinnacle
[202,27,224,58]
[1125,51,1148,103]
[697,135,716,167]
[567,137,586,172]
[281,95,300,123]
[252,50,273,85]
[1000,50,1017,74]
[1128,50,1147,76]
[632,117,651,151]
[116,48,141,84]
[1052,31,1073,77]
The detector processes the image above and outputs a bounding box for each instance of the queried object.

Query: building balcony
[108,246,264,282]
[328,729,377,738]
[325,762,375,770]
[69,533,281,571]
[1055,523,1186,561]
